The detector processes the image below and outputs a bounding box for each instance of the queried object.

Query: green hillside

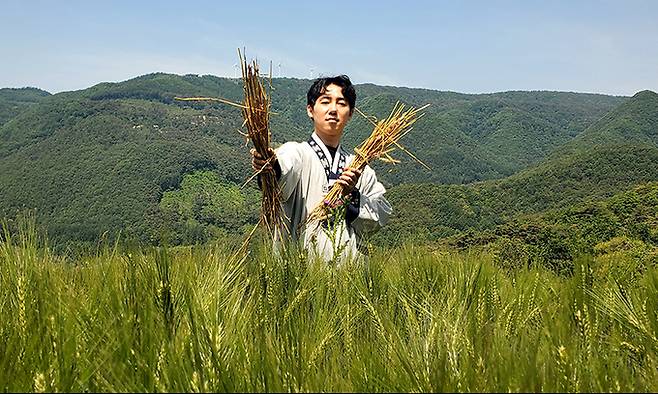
[447,181,658,275]
[379,90,658,246]
[349,89,625,184]
[0,87,51,126]
[554,90,658,156]
[0,74,635,246]
[379,144,658,244]
[0,98,254,245]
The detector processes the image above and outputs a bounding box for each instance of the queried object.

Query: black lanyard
[306,134,347,180]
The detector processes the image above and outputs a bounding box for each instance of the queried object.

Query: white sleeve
[276,142,303,202]
[350,165,392,235]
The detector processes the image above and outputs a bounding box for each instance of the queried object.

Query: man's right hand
[251,148,277,173]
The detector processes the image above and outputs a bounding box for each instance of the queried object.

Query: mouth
[326,117,339,122]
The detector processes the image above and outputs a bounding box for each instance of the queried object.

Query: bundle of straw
[237,52,284,234]
[174,50,283,236]
[306,102,429,224]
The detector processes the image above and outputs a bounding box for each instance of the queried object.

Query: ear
[306,104,314,119]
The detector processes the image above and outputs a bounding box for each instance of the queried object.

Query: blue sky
[2,0,657,96]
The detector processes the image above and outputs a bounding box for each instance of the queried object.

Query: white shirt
[275,132,392,263]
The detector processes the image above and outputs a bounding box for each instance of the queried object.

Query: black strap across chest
[306,135,347,180]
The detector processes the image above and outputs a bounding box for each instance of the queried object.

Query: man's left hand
[337,167,362,196]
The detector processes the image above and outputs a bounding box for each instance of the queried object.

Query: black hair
[306,75,356,113]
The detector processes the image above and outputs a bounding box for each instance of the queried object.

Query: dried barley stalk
[238,52,284,235]
[306,102,429,224]
[174,52,284,237]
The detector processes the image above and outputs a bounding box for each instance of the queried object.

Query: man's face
[307,83,353,141]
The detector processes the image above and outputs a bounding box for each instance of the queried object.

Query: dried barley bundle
[307,102,429,224]
[237,52,284,235]
[175,51,284,236]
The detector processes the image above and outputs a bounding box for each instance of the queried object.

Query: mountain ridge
[0,73,650,246]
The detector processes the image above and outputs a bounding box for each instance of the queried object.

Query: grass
[1,219,657,392]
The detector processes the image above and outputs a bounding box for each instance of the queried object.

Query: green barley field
[1,220,657,392]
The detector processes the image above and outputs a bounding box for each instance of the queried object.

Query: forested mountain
[553,90,658,155]
[0,87,51,126]
[0,96,252,244]
[380,145,658,244]
[446,181,658,275]
[1,73,623,181]
[0,73,645,246]
[380,90,658,245]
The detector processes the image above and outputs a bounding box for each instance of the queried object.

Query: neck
[315,130,340,148]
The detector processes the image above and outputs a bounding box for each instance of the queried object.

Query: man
[252,75,391,263]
